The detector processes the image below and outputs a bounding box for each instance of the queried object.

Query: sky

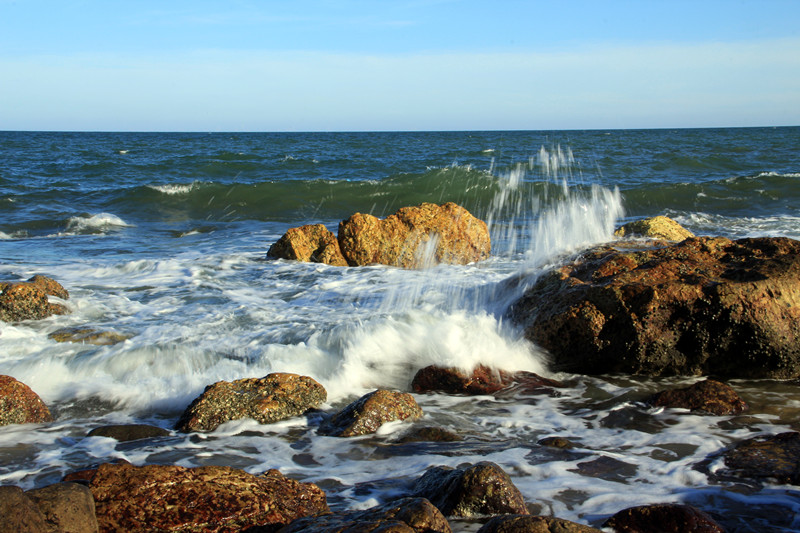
[1,0,799,132]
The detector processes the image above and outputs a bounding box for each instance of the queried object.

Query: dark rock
[477,514,602,533]
[26,482,98,533]
[0,275,70,322]
[537,436,575,449]
[176,372,327,433]
[508,236,800,378]
[267,224,348,266]
[0,486,50,533]
[410,461,528,518]
[645,379,747,415]
[85,462,328,532]
[571,456,637,483]
[279,497,451,533]
[48,327,131,346]
[338,202,491,268]
[718,431,800,484]
[614,216,695,241]
[397,426,462,443]
[87,424,170,442]
[0,375,53,426]
[319,389,423,437]
[603,503,726,532]
[411,365,562,396]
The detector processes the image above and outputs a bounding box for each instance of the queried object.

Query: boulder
[477,514,602,533]
[645,379,747,415]
[397,426,462,443]
[26,482,98,533]
[614,216,695,241]
[717,431,800,484]
[267,224,348,266]
[176,373,327,433]
[48,327,131,346]
[87,424,171,442]
[0,275,69,322]
[338,202,490,268]
[279,497,451,533]
[411,364,562,396]
[81,462,328,533]
[0,375,53,426]
[410,462,528,518]
[27,274,70,300]
[508,237,800,378]
[0,486,50,533]
[319,389,423,437]
[603,503,725,532]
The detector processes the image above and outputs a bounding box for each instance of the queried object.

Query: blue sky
[2,0,799,131]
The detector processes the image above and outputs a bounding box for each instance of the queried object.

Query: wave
[60,213,132,236]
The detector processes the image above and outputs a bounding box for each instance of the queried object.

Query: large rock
[0,275,69,322]
[409,462,528,518]
[176,373,327,433]
[319,389,423,437]
[80,462,328,533]
[603,503,725,532]
[477,514,602,533]
[411,364,562,396]
[645,379,747,415]
[0,375,53,426]
[716,431,800,484]
[87,424,171,442]
[26,482,98,533]
[338,202,490,268]
[614,216,695,241]
[267,224,348,266]
[0,486,50,533]
[280,497,451,533]
[508,237,800,378]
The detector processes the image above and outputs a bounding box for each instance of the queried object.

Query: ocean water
[1,128,799,531]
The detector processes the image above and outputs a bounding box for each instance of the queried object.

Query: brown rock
[0,375,53,426]
[48,327,131,346]
[397,426,462,443]
[0,275,69,322]
[603,503,725,532]
[338,202,490,268]
[645,379,747,415]
[614,216,695,241]
[0,486,50,533]
[411,365,562,396]
[87,424,170,442]
[86,462,328,533]
[319,389,423,437]
[26,482,98,533]
[279,497,451,533]
[27,275,70,300]
[508,236,800,378]
[410,462,528,518]
[176,373,327,432]
[477,514,602,533]
[267,224,348,266]
[718,431,800,484]
[537,436,576,449]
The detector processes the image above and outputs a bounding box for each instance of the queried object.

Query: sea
[1,128,799,531]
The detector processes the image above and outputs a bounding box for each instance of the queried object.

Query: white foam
[148,182,197,195]
[60,213,132,236]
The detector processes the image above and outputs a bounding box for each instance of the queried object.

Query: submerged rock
[614,216,695,241]
[176,372,327,433]
[0,375,53,426]
[717,431,800,485]
[508,236,800,378]
[48,327,131,346]
[319,389,423,437]
[410,461,528,518]
[0,275,69,322]
[411,364,562,396]
[87,424,171,442]
[645,379,747,415]
[267,223,348,266]
[477,514,602,533]
[603,503,725,532]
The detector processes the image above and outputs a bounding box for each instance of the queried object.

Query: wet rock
[176,372,326,432]
[319,389,423,437]
[397,426,462,443]
[537,436,576,449]
[410,461,528,518]
[645,379,747,415]
[603,503,725,532]
[26,482,98,533]
[279,497,451,533]
[48,327,131,346]
[0,375,53,426]
[267,223,348,266]
[614,216,695,241]
[27,274,70,300]
[0,486,49,533]
[477,514,602,533]
[0,275,69,322]
[87,424,171,442]
[717,431,800,484]
[84,462,328,532]
[338,202,490,268]
[411,365,562,396]
[508,236,800,378]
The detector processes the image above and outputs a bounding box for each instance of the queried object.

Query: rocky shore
[2,208,800,532]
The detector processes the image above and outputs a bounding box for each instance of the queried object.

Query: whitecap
[148,182,197,195]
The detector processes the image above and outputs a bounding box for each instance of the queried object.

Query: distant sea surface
[1,128,799,531]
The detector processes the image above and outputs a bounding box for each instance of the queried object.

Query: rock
[0,486,50,533]
[411,365,562,396]
[27,275,70,300]
[319,389,423,437]
[717,431,800,484]
[83,462,328,533]
[176,372,327,433]
[0,375,53,426]
[0,275,69,322]
[338,202,491,268]
[477,514,602,533]
[267,224,348,266]
[614,216,695,241]
[48,327,131,346]
[645,379,747,415]
[537,436,576,449]
[279,497,451,533]
[87,424,170,442]
[508,236,800,378]
[603,503,725,532]
[26,482,98,533]
[410,461,528,518]
[397,426,462,443]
